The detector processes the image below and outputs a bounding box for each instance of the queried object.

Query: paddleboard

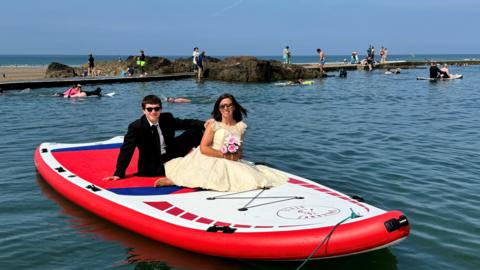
[34,136,410,260]
[417,74,463,80]
[274,80,314,86]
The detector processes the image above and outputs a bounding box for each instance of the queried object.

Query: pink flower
[221,135,241,155]
[227,144,239,153]
[226,135,240,145]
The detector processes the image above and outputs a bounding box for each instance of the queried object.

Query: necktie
[151,125,161,156]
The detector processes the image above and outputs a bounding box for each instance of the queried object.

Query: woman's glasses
[219,103,234,110]
[145,106,161,112]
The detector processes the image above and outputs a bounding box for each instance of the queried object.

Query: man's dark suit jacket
[114,113,203,178]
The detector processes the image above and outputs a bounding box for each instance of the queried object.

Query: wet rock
[45,62,78,78]
[206,57,273,82]
[205,57,319,82]
[271,61,319,81]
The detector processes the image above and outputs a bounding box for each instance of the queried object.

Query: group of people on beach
[103,94,287,192]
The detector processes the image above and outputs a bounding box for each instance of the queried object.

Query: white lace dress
[165,121,288,192]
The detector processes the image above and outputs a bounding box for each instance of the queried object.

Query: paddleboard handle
[86,184,102,192]
[55,167,66,173]
[351,195,365,202]
[384,215,409,232]
[206,225,237,234]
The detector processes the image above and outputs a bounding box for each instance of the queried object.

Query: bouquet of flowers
[220,134,241,155]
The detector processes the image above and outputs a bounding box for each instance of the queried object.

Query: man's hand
[204,118,215,129]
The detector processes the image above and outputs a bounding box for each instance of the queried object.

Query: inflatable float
[51,92,116,97]
[416,74,463,80]
[34,137,410,260]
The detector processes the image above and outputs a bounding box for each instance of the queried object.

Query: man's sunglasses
[145,107,161,112]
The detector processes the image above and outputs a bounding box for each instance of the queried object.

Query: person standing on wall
[380,47,386,63]
[88,53,95,77]
[283,46,291,64]
[137,50,146,76]
[197,51,206,80]
[316,48,326,76]
[192,47,199,72]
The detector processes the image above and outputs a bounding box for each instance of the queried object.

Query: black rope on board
[238,188,267,211]
[206,188,304,211]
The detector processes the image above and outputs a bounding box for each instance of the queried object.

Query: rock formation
[204,56,319,82]
[45,62,78,78]
[45,55,320,82]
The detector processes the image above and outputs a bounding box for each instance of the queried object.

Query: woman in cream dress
[155,93,288,192]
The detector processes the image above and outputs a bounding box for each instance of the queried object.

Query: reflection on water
[36,175,248,270]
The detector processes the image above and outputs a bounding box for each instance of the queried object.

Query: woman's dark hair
[211,93,247,122]
[142,95,162,109]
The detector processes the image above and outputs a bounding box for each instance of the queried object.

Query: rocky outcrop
[45,55,320,82]
[205,57,272,82]
[45,62,78,78]
[124,56,172,74]
[170,56,222,73]
[204,57,320,82]
[270,61,319,81]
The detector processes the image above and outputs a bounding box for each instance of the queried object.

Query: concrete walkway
[299,59,480,72]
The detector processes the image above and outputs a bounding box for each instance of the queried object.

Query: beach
[0,66,46,82]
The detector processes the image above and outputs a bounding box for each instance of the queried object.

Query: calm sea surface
[1,64,479,269]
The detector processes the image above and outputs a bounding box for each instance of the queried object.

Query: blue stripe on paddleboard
[108,186,185,196]
[51,143,122,152]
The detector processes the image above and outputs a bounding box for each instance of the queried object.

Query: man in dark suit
[429,62,442,79]
[104,95,204,180]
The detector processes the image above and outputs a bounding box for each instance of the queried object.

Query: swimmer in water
[166,97,192,103]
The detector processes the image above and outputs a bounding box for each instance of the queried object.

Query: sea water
[0,64,479,269]
[1,54,480,67]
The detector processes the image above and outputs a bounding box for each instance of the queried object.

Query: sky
[1,0,479,56]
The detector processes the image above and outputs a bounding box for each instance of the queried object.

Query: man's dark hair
[142,95,162,109]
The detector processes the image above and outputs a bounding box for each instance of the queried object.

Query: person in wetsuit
[429,62,442,79]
